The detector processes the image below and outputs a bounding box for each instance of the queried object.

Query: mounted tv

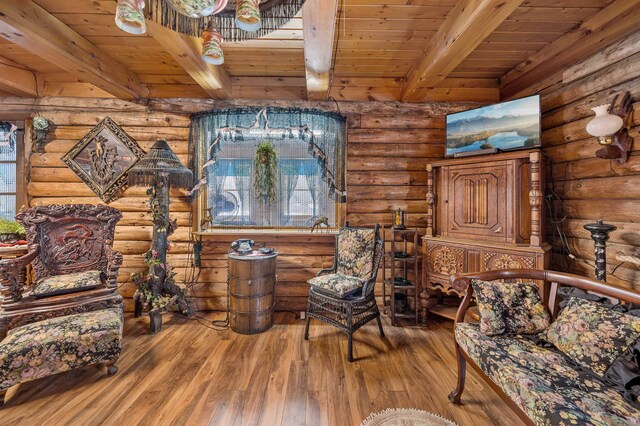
[445,94,541,157]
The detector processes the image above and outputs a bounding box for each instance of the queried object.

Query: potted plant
[253,140,278,206]
[0,218,26,244]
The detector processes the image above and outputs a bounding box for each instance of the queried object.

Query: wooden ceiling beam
[146,21,231,100]
[302,0,339,100]
[500,0,640,100]
[0,57,38,97]
[401,0,524,103]
[0,0,148,99]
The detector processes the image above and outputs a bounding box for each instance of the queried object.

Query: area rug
[361,408,458,426]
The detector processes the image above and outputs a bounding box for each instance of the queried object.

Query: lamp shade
[115,0,147,35]
[586,105,624,138]
[236,0,262,32]
[128,140,193,189]
[202,23,224,65]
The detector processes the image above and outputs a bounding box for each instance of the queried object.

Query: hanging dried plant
[253,140,278,205]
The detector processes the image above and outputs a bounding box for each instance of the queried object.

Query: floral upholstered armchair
[0,205,125,407]
[305,224,384,362]
[0,204,124,338]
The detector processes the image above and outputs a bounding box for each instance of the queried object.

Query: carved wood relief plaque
[428,245,465,275]
[482,252,536,271]
[62,117,145,203]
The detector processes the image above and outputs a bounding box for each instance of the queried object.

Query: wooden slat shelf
[384,278,417,289]
[385,254,422,262]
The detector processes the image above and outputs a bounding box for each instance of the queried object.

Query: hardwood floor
[0,312,523,426]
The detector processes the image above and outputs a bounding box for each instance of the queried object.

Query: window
[206,154,335,228]
[191,108,346,230]
[0,122,19,220]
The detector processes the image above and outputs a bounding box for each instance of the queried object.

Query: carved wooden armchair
[0,204,124,338]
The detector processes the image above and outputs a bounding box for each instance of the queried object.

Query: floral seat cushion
[456,323,640,426]
[308,273,364,298]
[0,308,123,391]
[32,270,104,298]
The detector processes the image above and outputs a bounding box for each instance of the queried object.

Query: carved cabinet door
[442,164,510,242]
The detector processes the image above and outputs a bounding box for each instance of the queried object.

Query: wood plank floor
[0,313,523,426]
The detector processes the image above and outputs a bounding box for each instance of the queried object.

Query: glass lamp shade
[202,25,224,65]
[586,104,623,145]
[115,0,147,35]
[236,0,262,32]
[167,0,221,18]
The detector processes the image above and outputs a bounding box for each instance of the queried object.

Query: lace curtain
[189,107,346,229]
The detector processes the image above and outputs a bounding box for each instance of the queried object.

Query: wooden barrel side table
[228,251,277,335]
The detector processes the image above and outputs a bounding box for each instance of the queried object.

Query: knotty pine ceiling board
[448,2,610,79]
[331,2,456,81]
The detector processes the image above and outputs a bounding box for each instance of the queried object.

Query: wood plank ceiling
[0,0,636,103]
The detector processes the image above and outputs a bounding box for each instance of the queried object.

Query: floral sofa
[448,269,640,426]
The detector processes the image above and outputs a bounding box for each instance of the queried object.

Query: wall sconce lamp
[586,91,634,164]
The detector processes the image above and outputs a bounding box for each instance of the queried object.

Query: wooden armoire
[420,149,551,320]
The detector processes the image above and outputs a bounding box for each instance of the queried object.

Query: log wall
[530,31,640,290]
[5,97,470,311]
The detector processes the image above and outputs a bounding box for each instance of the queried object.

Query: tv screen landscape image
[445,95,541,157]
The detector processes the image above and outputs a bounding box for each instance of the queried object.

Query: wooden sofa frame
[448,268,640,426]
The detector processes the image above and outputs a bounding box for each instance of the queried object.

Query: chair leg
[376,315,385,338]
[0,389,6,408]
[304,315,311,341]
[448,344,467,404]
[105,360,119,376]
[347,333,354,362]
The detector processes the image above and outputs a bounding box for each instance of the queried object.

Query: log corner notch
[500,0,640,100]
[401,0,524,103]
[0,56,38,97]
[302,0,339,101]
[0,0,149,100]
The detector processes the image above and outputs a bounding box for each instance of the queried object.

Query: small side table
[228,251,277,335]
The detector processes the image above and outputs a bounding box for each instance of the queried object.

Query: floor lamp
[128,139,194,333]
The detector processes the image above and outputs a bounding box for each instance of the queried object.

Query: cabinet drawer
[480,250,536,271]
[425,243,466,276]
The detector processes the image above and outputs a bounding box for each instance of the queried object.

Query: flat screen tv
[445,94,541,157]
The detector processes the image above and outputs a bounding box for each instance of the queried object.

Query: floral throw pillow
[542,297,640,377]
[471,279,551,336]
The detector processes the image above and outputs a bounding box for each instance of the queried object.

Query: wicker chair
[304,224,384,362]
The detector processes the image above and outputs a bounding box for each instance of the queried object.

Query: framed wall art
[62,117,146,203]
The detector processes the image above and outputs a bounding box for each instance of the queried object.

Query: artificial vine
[131,183,181,313]
[253,140,278,205]
[131,249,175,313]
